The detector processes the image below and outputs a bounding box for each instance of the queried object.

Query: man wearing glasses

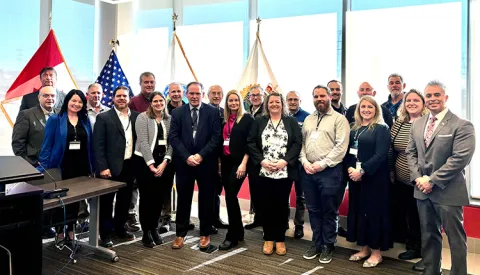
[327,80,347,116]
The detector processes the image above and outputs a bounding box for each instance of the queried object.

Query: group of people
[11,67,474,275]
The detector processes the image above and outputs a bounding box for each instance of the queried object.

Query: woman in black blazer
[247,92,302,256]
[218,90,254,251]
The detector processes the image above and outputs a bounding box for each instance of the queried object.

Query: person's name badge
[69,141,81,150]
[158,140,167,146]
[311,131,320,139]
[356,161,362,170]
[223,138,230,146]
[349,147,358,156]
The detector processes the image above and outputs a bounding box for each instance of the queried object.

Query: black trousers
[391,182,421,251]
[99,159,134,239]
[175,162,216,237]
[247,165,263,224]
[260,177,292,242]
[160,157,176,223]
[222,155,246,242]
[134,156,174,231]
[213,170,223,222]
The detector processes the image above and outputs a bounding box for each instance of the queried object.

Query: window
[52,0,95,92]
[256,0,342,113]
[470,0,480,199]
[345,1,464,114]
[0,1,40,155]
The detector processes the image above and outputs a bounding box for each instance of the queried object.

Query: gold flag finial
[172,13,178,31]
[256,17,261,33]
[109,39,120,51]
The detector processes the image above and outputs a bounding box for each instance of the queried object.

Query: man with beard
[346,82,393,128]
[327,80,347,115]
[94,86,140,247]
[382,73,406,121]
[286,90,310,238]
[300,85,350,263]
[126,72,156,232]
[19,67,66,112]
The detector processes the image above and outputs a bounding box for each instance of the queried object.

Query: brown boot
[263,241,274,255]
[172,237,184,249]
[276,242,287,255]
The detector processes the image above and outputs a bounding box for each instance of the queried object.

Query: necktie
[425,116,437,147]
[192,107,198,131]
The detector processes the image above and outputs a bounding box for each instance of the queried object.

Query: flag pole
[172,12,199,82]
[0,103,14,127]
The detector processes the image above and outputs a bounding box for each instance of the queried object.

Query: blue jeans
[302,164,343,249]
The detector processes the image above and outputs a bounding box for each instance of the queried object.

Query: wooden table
[39,177,126,262]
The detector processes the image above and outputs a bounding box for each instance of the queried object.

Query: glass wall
[470,0,480,199]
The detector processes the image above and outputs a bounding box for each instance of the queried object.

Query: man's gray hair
[425,80,447,93]
[388,73,404,83]
[286,90,301,99]
[208,85,223,94]
[249,85,264,95]
[167,82,183,93]
[87,83,103,92]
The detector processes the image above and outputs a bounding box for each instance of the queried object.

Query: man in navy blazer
[169,82,222,249]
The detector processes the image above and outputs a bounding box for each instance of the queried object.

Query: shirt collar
[40,105,54,115]
[314,107,333,117]
[429,107,449,122]
[87,102,107,112]
[114,106,131,118]
[189,102,202,110]
[290,107,301,116]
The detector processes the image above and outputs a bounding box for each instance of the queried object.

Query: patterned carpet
[41,223,433,275]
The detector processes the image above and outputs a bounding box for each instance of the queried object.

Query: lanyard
[354,127,368,141]
[316,114,325,131]
[270,118,281,132]
[124,117,131,132]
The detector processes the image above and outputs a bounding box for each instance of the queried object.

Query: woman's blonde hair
[262,91,288,117]
[352,95,384,130]
[223,90,245,123]
[397,89,429,123]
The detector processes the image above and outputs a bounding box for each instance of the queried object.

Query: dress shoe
[100,237,113,248]
[125,214,141,232]
[43,227,56,239]
[116,230,135,241]
[172,237,185,249]
[245,221,261,230]
[412,259,425,272]
[151,230,164,245]
[211,226,218,234]
[142,232,155,248]
[199,236,211,249]
[158,220,170,234]
[188,222,195,230]
[78,221,89,232]
[338,227,347,238]
[219,240,238,250]
[213,219,229,229]
[263,241,274,255]
[276,242,287,256]
[294,226,304,239]
[399,249,422,260]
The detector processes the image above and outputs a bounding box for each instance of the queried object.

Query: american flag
[95,50,133,107]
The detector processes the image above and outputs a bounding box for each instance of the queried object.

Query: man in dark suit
[169,82,222,249]
[346,82,393,128]
[19,67,66,112]
[208,84,228,229]
[406,80,475,275]
[93,85,140,247]
[12,86,57,166]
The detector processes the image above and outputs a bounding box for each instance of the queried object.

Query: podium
[0,156,44,275]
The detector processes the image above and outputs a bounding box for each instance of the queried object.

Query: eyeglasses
[249,94,262,98]
[330,88,341,92]
[41,94,56,98]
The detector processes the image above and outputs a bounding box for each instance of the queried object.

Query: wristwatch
[359,168,365,175]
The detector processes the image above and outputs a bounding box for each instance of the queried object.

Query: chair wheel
[112,256,119,262]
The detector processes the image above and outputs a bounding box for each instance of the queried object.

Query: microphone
[37,162,69,199]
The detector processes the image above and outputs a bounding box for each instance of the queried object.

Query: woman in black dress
[39,89,94,247]
[345,95,392,268]
[218,90,254,251]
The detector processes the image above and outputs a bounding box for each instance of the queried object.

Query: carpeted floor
[41,222,446,275]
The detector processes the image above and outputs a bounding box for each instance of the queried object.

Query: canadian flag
[3,29,77,102]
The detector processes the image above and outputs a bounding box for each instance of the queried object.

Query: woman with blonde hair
[389,89,428,266]
[218,90,254,250]
[345,95,392,267]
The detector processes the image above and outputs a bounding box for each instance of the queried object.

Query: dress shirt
[299,107,350,169]
[114,107,133,160]
[87,102,110,130]
[423,107,449,139]
[39,105,54,123]
[190,103,201,139]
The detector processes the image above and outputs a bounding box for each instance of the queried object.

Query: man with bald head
[345,82,393,128]
[86,83,110,129]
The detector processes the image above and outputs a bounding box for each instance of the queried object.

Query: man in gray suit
[19,67,65,112]
[406,80,475,275]
[12,86,58,166]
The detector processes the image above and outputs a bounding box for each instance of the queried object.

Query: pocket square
[438,134,453,137]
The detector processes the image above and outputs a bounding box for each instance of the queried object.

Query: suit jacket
[247,115,303,181]
[346,103,393,129]
[406,110,475,206]
[38,113,94,173]
[221,114,254,164]
[134,112,173,165]
[12,105,51,165]
[168,103,222,168]
[19,89,66,112]
[93,108,139,177]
